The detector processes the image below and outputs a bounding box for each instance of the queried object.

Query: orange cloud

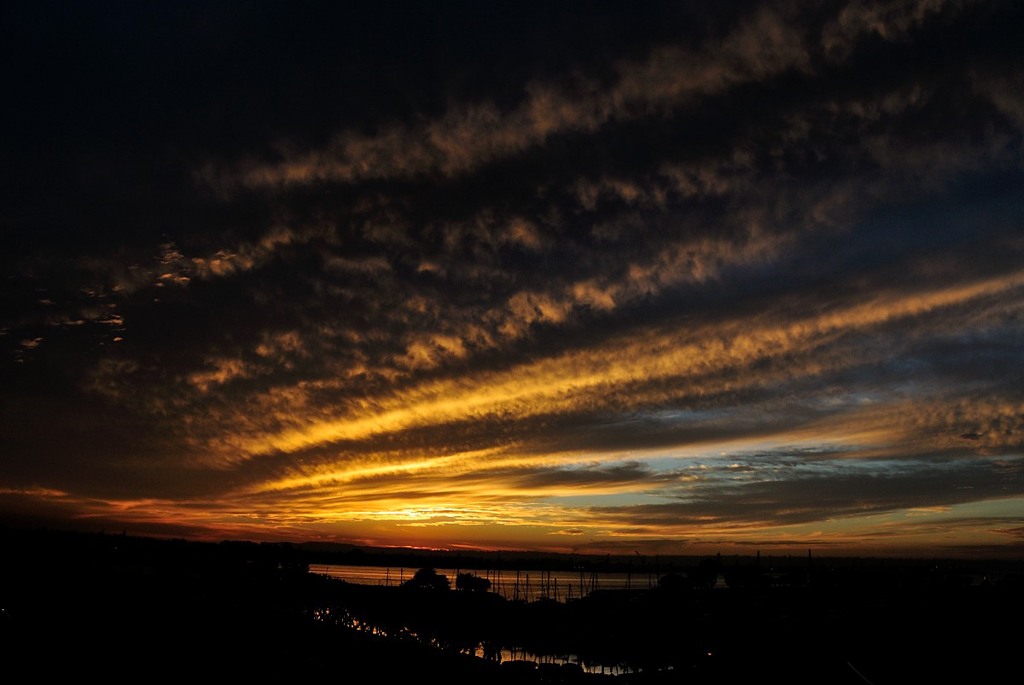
[178,269,1024,468]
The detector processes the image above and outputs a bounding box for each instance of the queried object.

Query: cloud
[820,0,971,61]
[149,262,1022,483]
[197,6,812,191]
[973,71,1024,132]
[552,464,1024,546]
[188,356,256,393]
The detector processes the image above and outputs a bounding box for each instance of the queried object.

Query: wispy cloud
[166,268,1024,470]
[198,6,812,191]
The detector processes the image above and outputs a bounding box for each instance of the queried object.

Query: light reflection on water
[309,564,651,675]
[310,563,657,603]
[472,646,631,676]
[311,609,630,676]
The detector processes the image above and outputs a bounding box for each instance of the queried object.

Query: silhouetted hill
[0,526,554,683]
[3,525,1023,683]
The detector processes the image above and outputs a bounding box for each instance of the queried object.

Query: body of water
[309,562,717,675]
[309,563,662,603]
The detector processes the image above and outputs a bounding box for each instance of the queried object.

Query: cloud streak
[200,6,811,190]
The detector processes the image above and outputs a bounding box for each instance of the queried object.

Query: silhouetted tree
[455,572,491,592]
[657,572,689,592]
[688,557,721,590]
[403,567,450,590]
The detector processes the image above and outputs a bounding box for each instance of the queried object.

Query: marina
[309,563,663,603]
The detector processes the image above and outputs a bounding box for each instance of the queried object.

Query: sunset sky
[2,0,1023,557]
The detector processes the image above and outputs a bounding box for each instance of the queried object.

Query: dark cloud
[639,455,1024,526]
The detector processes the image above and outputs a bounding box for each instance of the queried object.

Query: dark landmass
[293,537,1024,579]
[3,525,1023,683]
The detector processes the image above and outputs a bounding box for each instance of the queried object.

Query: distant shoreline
[5,523,1023,575]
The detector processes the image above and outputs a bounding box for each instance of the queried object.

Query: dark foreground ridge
[2,526,1023,683]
